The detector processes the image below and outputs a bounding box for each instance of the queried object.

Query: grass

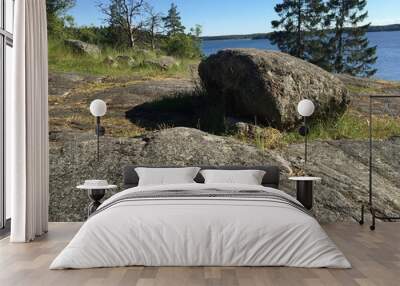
[285,110,400,142]
[131,89,400,150]
[345,81,400,95]
[50,113,145,138]
[103,117,145,138]
[240,110,400,150]
[48,39,199,78]
[346,84,382,95]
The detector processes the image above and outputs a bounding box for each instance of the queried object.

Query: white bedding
[50,183,351,269]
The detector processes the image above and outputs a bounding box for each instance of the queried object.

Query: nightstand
[289,177,321,210]
[77,180,117,217]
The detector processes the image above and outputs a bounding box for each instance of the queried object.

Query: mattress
[50,183,351,269]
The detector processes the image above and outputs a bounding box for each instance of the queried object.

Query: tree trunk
[129,33,135,48]
[126,26,135,48]
[151,32,155,50]
[297,0,303,58]
[335,0,346,73]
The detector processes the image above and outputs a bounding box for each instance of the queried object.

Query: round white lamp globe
[90,99,107,117]
[297,99,315,117]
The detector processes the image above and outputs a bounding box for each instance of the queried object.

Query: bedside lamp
[297,99,315,174]
[90,99,107,161]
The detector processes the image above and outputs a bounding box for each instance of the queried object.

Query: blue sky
[69,0,400,36]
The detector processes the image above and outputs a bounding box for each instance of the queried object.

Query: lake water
[202,31,400,81]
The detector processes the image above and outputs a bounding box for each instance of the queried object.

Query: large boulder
[64,39,101,56]
[198,49,348,129]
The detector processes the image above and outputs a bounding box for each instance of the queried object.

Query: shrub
[162,34,202,58]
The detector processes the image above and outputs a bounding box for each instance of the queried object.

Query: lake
[202,31,400,81]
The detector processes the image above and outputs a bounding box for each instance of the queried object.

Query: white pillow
[135,167,201,186]
[200,169,266,185]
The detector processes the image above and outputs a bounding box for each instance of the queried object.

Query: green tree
[326,0,377,77]
[99,0,147,48]
[145,4,163,50]
[304,0,330,68]
[46,0,76,36]
[190,24,203,38]
[163,34,201,58]
[46,0,75,16]
[270,0,327,61]
[162,3,185,36]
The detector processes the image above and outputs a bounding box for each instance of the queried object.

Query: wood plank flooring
[0,222,399,286]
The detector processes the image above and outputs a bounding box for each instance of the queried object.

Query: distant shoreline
[202,24,400,41]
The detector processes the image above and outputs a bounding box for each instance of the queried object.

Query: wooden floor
[0,222,399,286]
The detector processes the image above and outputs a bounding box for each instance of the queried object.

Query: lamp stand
[298,116,309,175]
[95,117,106,162]
[304,116,308,175]
[96,117,100,162]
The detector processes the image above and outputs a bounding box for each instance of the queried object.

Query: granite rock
[50,128,400,223]
[199,49,349,129]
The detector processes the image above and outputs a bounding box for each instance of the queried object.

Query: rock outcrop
[144,56,178,70]
[102,56,118,67]
[199,49,349,129]
[50,127,400,223]
[49,128,282,221]
[116,55,136,67]
[64,39,101,56]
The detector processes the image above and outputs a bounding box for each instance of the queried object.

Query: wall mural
[47,0,400,222]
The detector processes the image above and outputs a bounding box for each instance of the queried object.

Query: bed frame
[123,165,280,190]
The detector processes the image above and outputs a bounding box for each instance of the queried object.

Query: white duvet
[50,183,351,269]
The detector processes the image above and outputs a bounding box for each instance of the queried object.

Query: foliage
[271,0,378,77]
[162,34,202,59]
[326,0,377,77]
[46,0,202,59]
[144,4,164,50]
[162,3,186,36]
[46,0,76,37]
[230,110,400,150]
[46,0,75,15]
[282,110,400,144]
[98,0,147,48]
[48,38,198,77]
[270,0,328,60]
[190,25,203,38]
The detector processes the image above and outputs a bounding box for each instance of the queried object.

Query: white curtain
[8,0,49,242]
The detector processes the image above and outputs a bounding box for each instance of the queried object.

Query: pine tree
[46,0,76,36]
[304,0,330,68]
[270,0,327,61]
[326,0,377,77]
[271,0,305,59]
[162,3,185,36]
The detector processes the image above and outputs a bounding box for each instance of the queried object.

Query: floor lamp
[84,99,107,217]
[90,99,107,162]
[297,99,315,174]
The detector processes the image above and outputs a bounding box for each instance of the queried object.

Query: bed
[50,166,351,269]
